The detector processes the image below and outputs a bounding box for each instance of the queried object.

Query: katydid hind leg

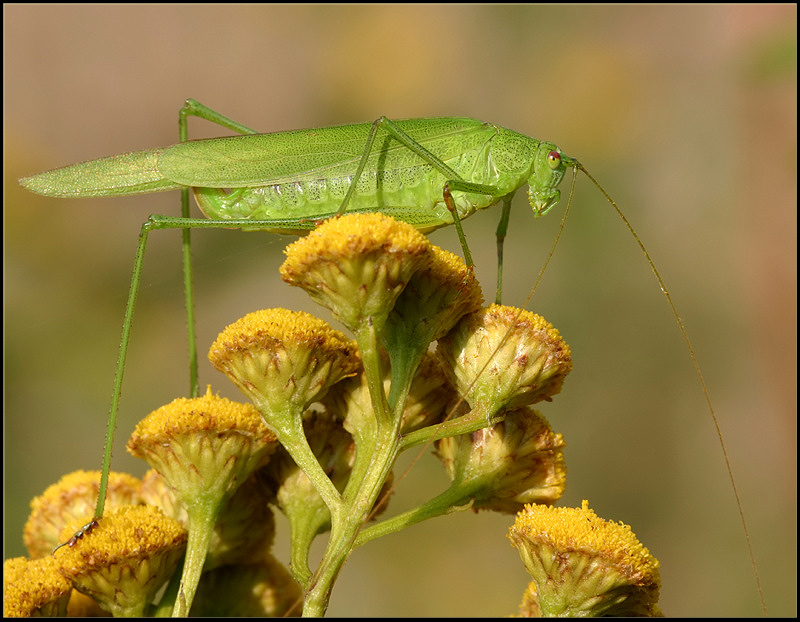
[89,101,264,535]
[90,211,303,530]
[92,220,155,522]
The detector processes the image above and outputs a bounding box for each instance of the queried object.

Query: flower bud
[437,305,572,422]
[434,406,566,513]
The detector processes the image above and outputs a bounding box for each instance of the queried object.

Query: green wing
[19,148,183,198]
[19,117,497,198]
[157,117,496,187]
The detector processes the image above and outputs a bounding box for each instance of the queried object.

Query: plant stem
[301,318,402,616]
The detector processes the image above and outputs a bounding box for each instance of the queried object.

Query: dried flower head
[508,500,662,616]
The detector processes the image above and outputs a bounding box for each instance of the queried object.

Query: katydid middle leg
[493,195,514,304]
[177,99,261,398]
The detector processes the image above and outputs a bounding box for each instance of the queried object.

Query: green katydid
[21,99,570,533]
[18,100,763,611]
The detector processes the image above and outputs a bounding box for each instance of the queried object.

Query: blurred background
[4,5,795,616]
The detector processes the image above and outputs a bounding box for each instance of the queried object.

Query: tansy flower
[23,470,141,558]
[127,388,277,509]
[279,212,432,334]
[434,406,566,513]
[508,500,662,616]
[401,307,572,450]
[3,556,72,617]
[208,308,359,436]
[54,505,187,617]
[126,387,278,616]
[209,308,359,514]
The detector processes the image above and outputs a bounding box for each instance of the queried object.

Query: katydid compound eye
[547,151,561,170]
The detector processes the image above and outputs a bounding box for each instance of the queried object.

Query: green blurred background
[4,5,795,616]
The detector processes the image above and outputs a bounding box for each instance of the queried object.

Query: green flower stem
[303,428,400,617]
[398,402,501,451]
[285,498,330,589]
[250,404,345,592]
[353,480,479,548]
[302,319,408,616]
[170,498,218,617]
[255,404,343,515]
[353,322,391,428]
[153,558,183,616]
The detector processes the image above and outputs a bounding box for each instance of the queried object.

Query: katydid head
[527,143,577,218]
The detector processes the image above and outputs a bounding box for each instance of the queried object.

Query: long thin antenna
[577,162,766,616]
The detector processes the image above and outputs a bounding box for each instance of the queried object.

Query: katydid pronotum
[19,99,763,612]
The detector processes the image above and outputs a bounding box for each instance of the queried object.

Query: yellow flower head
[209,308,360,428]
[127,387,277,511]
[54,505,187,617]
[508,500,662,616]
[23,470,141,558]
[3,556,72,617]
[280,213,432,332]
